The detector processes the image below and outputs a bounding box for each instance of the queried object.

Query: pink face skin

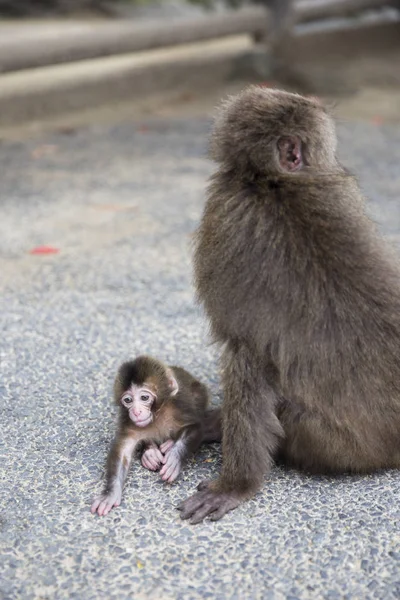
[121,385,156,427]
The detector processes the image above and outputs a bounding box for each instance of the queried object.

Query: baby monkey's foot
[141,443,164,471]
[159,439,182,483]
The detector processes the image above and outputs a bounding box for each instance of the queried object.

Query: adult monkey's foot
[177,479,243,524]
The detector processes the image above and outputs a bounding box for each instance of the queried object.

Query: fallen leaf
[136,560,144,569]
[31,145,58,159]
[371,115,384,126]
[29,245,60,255]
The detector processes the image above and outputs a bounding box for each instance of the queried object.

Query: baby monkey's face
[120,384,156,427]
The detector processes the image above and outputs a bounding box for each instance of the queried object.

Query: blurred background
[1,2,400,600]
[0,0,400,130]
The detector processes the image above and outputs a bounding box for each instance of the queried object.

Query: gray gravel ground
[0,113,400,600]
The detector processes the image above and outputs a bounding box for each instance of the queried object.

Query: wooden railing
[0,1,396,72]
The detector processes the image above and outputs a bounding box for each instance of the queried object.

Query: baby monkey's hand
[159,439,183,483]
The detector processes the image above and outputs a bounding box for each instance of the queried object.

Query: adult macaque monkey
[178,86,400,523]
[91,356,220,516]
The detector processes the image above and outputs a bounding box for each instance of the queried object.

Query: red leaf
[29,245,60,255]
[31,145,58,159]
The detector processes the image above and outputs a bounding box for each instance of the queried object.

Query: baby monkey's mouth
[130,413,152,427]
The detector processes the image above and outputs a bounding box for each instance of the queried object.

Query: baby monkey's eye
[140,394,150,402]
[122,395,133,404]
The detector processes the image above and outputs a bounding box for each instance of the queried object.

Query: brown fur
[92,356,220,516]
[178,86,400,523]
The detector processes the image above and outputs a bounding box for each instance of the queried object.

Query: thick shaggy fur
[194,86,400,484]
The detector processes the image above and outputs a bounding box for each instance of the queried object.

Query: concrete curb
[0,7,268,73]
[0,36,257,128]
[0,1,392,74]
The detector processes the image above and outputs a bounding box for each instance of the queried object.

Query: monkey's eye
[122,395,133,404]
[140,394,150,402]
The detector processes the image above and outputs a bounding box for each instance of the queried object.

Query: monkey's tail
[202,407,222,443]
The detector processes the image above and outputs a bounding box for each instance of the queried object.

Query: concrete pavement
[0,96,399,598]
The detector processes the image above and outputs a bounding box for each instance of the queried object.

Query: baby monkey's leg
[159,424,203,483]
[91,435,137,516]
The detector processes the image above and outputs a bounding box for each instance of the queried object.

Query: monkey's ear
[166,368,179,396]
[277,135,303,172]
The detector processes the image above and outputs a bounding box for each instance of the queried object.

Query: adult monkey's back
[178,86,400,524]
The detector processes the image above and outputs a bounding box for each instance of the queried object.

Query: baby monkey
[91,356,219,516]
